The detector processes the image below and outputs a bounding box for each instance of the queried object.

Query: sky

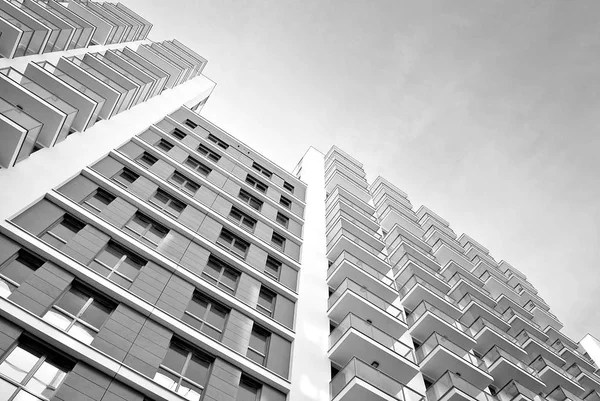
[124,0,600,341]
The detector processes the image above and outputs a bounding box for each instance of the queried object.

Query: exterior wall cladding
[1,4,600,401]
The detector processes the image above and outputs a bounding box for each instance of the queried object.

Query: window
[237,376,261,401]
[247,325,270,365]
[228,207,257,232]
[168,171,200,195]
[150,189,186,217]
[124,213,168,247]
[0,250,44,298]
[217,229,250,259]
[202,256,240,295]
[40,215,85,249]
[264,256,281,280]
[88,241,145,288]
[197,144,221,163]
[184,156,211,176]
[112,167,139,189]
[245,175,268,193]
[257,287,276,317]
[136,151,158,169]
[252,162,272,179]
[283,181,294,194]
[155,139,174,152]
[184,119,198,129]
[275,212,289,228]
[81,188,115,214]
[271,232,286,252]
[0,339,73,400]
[171,128,187,140]
[183,293,230,340]
[238,189,263,211]
[279,196,292,209]
[154,341,212,401]
[43,284,114,345]
[207,134,228,150]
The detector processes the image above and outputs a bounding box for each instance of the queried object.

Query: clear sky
[125,0,600,341]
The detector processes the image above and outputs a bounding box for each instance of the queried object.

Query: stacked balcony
[426,371,496,401]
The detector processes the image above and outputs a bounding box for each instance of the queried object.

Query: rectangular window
[184,119,198,129]
[155,139,174,152]
[154,341,212,400]
[112,167,139,189]
[136,151,158,169]
[283,181,295,194]
[208,133,229,150]
[0,250,44,298]
[238,189,263,211]
[228,207,257,232]
[257,287,276,317]
[264,256,281,280]
[168,171,200,195]
[247,325,270,365]
[252,162,272,179]
[217,229,250,259]
[124,213,168,247]
[202,256,240,295]
[43,283,114,345]
[197,144,221,163]
[171,128,187,140]
[183,293,230,340]
[184,156,212,176]
[0,339,73,400]
[271,232,286,252]
[150,189,186,217]
[245,175,268,193]
[88,241,145,288]
[275,212,289,228]
[279,196,292,209]
[40,214,85,249]
[237,376,261,401]
[81,188,115,214]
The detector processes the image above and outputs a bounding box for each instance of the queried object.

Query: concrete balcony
[482,346,546,393]
[101,3,139,43]
[426,229,465,255]
[325,147,364,176]
[584,391,600,401]
[162,40,204,77]
[547,386,585,401]
[465,247,498,269]
[448,273,496,309]
[20,0,74,53]
[326,186,377,224]
[515,330,566,367]
[566,364,600,393]
[434,241,476,277]
[84,1,128,43]
[325,169,372,204]
[330,357,424,401]
[530,356,586,395]
[386,224,432,257]
[407,300,475,351]
[415,332,493,389]
[150,42,195,82]
[378,204,424,237]
[458,234,490,255]
[115,2,151,40]
[326,209,382,245]
[85,52,143,108]
[389,240,442,277]
[497,380,540,401]
[499,261,527,281]
[326,229,390,275]
[325,159,368,189]
[443,261,486,289]
[0,0,54,58]
[398,274,461,320]
[394,255,448,294]
[327,251,397,303]
[374,193,416,220]
[0,97,42,168]
[66,0,114,45]
[458,294,510,332]
[171,39,206,74]
[115,47,169,97]
[370,177,409,207]
[0,67,76,147]
[482,272,522,305]
[495,294,534,321]
[93,51,151,106]
[45,0,95,49]
[508,272,538,295]
[327,199,380,235]
[553,342,597,375]
[504,308,549,343]
[545,327,579,352]
[421,215,456,239]
[524,301,563,331]
[519,287,551,312]
[136,44,186,89]
[469,317,527,361]
[329,313,418,384]
[427,371,497,401]
[473,262,509,286]
[328,278,407,338]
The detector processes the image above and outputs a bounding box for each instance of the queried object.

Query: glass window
[112,168,139,189]
[283,182,294,194]
[271,232,286,252]
[171,128,187,140]
[123,213,168,247]
[88,241,145,288]
[228,207,256,232]
[81,188,116,214]
[257,287,276,317]
[168,172,200,195]
[184,157,211,177]
[247,326,270,365]
[264,256,281,280]
[238,190,263,211]
[252,162,272,179]
[0,250,44,299]
[237,376,261,401]
[275,212,289,228]
[149,189,186,217]
[136,152,158,169]
[245,175,268,193]
[197,144,221,163]
[40,215,85,249]
[184,119,198,129]
[279,196,292,209]
[216,229,249,259]
[201,256,240,295]
[155,139,174,152]
[207,134,228,150]
[183,293,229,340]
[154,341,212,401]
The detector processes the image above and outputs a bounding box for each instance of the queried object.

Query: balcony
[102,50,157,103]
[519,288,551,312]
[88,52,147,107]
[465,247,497,269]
[427,371,497,401]
[115,47,169,97]
[0,0,48,57]
[416,332,493,389]
[469,317,527,361]
[497,381,539,401]
[328,278,407,338]
[498,261,527,281]
[325,169,371,203]
[329,313,418,383]
[325,159,368,190]
[448,274,497,310]
[407,301,475,350]
[0,97,42,168]
[482,272,522,305]
[422,217,457,240]
[389,241,442,277]
[19,0,73,53]
[136,44,184,89]
[416,206,450,228]
[326,229,390,275]
[115,2,151,40]
[458,294,510,332]
[386,224,432,256]
[66,0,114,45]
[162,40,205,77]
[524,301,563,331]
[566,364,600,393]
[326,210,383,249]
[547,386,585,401]
[482,346,546,392]
[325,147,364,176]
[379,204,424,237]
[503,308,549,343]
[433,241,476,276]
[442,261,485,288]
[584,391,600,401]
[544,327,579,351]
[327,251,397,302]
[515,330,566,367]
[530,356,586,395]
[553,342,597,375]
[426,229,465,256]
[398,275,461,319]
[327,198,380,234]
[495,294,534,321]
[150,42,195,82]
[326,187,377,224]
[44,0,95,49]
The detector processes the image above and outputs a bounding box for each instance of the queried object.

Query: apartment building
[1,2,600,401]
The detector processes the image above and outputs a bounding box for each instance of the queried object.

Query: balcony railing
[330,358,424,401]
[566,363,600,382]
[326,209,381,240]
[497,381,538,401]
[515,330,560,357]
[392,252,444,280]
[530,357,577,381]
[458,294,506,322]
[427,371,496,401]
[328,278,404,321]
[552,341,598,368]
[415,333,488,371]
[482,346,540,378]
[327,251,396,289]
[329,313,415,362]
[398,275,456,306]
[325,188,376,223]
[327,229,388,262]
[446,271,488,293]
[502,308,542,330]
[470,317,519,346]
[547,386,584,401]
[408,301,470,334]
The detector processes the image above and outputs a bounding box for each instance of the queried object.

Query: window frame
[171,128,187,140]
[279,195,292,209]
[155,138,174,153]
[247,325,270,366]
[149,188,187,218]
[275,212,289,228]
[202,256,240,295]
[168,171,200,195]
[271,232,286,252]
[245,175,268,193]
[252,162,272,179]
[184,156,212,177]
[184,119,198,129]
[264,256,282,280]
[183,293,230,340]
[88,241,145,288]
[123,213,169,247]
[197,144,221,163]
[112,167,139,189]
[40,214,85,248]
[81,188,116,214]
[207,133,229,150]
[257,287,276,317]
[135,151,159,169]
[228,207,257,232]
[216,229,250,259]
[237,376,262,401]
[0,250,44,298]
[283,181,295,194]
[238,189,263,211]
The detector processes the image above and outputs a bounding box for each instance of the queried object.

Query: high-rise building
[1,3,600,401]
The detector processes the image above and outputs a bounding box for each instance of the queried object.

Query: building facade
[1,2,600,401]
